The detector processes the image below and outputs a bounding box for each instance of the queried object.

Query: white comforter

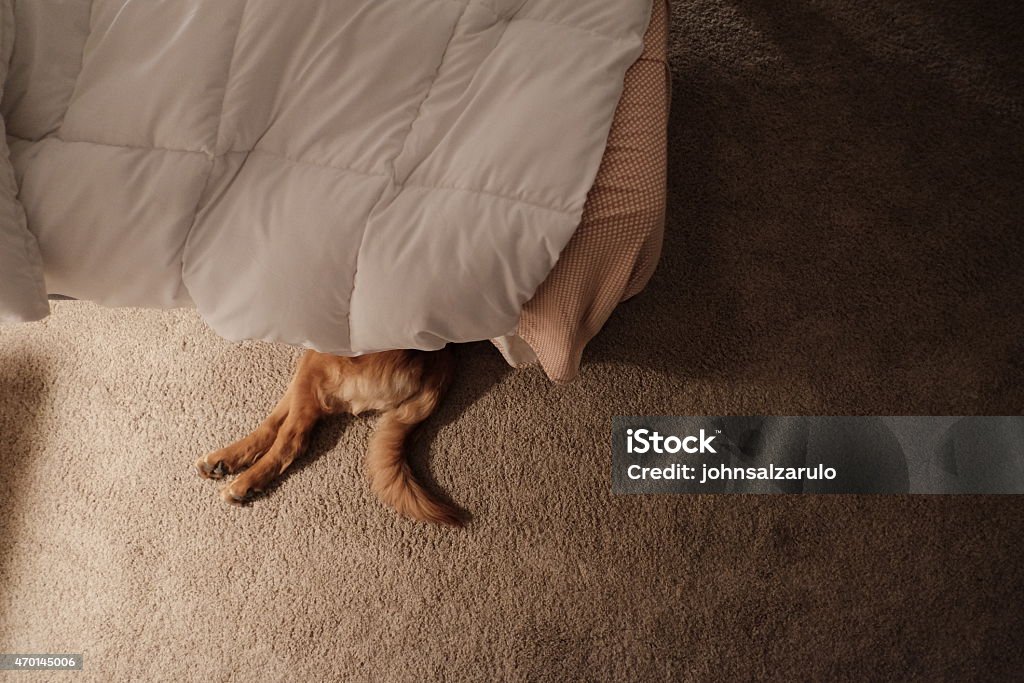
[0,0,650,353]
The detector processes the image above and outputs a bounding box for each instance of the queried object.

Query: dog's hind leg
[195,390,292,480]
[219,394,321,504]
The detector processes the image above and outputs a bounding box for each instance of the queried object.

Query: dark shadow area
[0,354,52,630]
[586,0,1024,413]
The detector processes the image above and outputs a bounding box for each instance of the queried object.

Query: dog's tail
[366,367,462,527]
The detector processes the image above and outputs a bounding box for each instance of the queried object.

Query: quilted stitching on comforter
[0,0,651,353]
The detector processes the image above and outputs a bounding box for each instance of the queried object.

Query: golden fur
[195,348,462,526]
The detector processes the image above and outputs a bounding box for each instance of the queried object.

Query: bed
[0,0,668,383]
[494,0,669,381]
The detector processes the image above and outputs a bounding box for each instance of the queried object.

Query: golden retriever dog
[195,348,462,526]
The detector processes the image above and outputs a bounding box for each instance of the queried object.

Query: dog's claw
[220,483,260,505]
[195,457,227,480]
[220,487,247,505]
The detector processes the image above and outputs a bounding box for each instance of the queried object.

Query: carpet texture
[2,1,1023,680]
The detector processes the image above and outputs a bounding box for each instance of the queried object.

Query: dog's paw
[195,455,229,480]
[220,480,261,506]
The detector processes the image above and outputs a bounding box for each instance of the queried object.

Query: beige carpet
[2,305,1021,682]
[2,0,1024,680]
